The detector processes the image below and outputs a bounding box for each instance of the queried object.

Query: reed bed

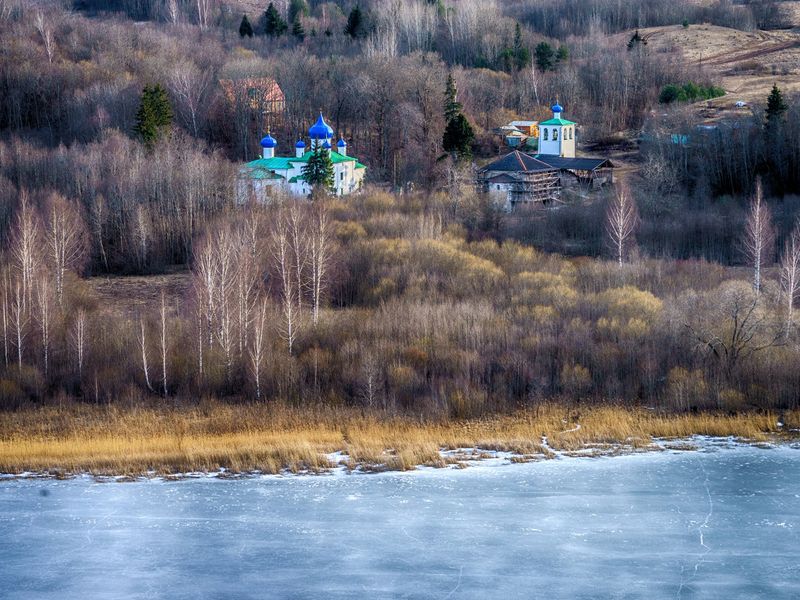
[0,403,795,476]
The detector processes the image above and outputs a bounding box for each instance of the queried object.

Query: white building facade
[239,113,366,201]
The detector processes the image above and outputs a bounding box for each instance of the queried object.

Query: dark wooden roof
[534,156,614,171]
[486,174,518,183]
[480,151,556,174]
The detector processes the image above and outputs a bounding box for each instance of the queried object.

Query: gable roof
[480,151,556,174]
[534,156,614,171]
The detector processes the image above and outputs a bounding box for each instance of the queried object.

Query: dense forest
[1,0,799,414]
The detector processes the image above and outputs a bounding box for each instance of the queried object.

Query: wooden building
[477,151,560,210]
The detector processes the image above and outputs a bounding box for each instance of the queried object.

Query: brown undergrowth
[0,402,795,477]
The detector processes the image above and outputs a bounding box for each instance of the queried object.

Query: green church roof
[539,118,576,126]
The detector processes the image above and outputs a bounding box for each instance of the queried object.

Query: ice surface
[1,445,799,599]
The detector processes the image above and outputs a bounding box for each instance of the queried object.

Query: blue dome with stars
[309,113,334,140]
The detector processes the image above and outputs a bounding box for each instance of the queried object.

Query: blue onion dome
[260,133,277,148]
[308,113,334,139]
[295,139,306,148]
[337,138,347,147]
[322,140,332,149]
[551,103,563,113]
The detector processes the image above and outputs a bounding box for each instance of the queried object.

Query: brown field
[631,23,800,112]
[0,402,796,477]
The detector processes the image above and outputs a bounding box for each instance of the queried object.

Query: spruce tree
[443,113,474,159]
[288,0,309,25]
[344,5,363,39]
[766,83,788,126]
[442,74,474,159]
[264,2,287,36]
[292,15,305,41]
[512,23,531,71]
[534,42,554,71]
[134,84,173,149]
[239,15,253,38]
[302,147,335,193]
[443,73,462,123]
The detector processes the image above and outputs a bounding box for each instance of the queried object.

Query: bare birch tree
[743,179,774,293]
[1,269,9,367]
[34,10,56,64]
[160,291,168,396]
[73,309,86,382]
[308,203,332,327]
[138,315,153,392]
[10,190,42,313]
[605,185,638,267]
[44,194,87,307]
[249,298,269,400]
[168,62,211,138]
[288,203,308,315]
[35,277,52,378]
[780,220,800,335]
[91,195,109,271]
[10,281,27,369]
[272,212,297,355]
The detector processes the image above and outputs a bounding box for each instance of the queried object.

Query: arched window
[569,128,573,140]
[543,129,548,141]
[553,129,559,141]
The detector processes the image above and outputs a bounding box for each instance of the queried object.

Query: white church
[239,113,366,200]
[478,103,613,209]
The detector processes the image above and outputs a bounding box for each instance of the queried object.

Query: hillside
[631,23,800,118]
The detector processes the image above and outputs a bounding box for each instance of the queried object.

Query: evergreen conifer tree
[264,2,288,36]
[302,147,335,192]
[288,0,309,25]
[443,73,462,123]
[443,114,474,159]
[134,84,173,149]
[534,42,554,71]
[239,15,254,38]
[766,83,788,126]
[442,74,474,159]
[292,15,305,41]
[344,6,363,38]
[512,23,531,70]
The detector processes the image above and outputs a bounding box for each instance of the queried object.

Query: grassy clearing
[0,403,795,477]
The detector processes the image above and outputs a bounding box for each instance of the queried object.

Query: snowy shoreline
[2,435,797,483]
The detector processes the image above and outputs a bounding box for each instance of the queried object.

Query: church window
[553,129,558,141]
[543,129,548,141]
[569,128,573,140]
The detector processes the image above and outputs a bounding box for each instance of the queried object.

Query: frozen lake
[1,443,799,599]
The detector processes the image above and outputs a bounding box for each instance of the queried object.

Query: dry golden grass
[0,402,795,477]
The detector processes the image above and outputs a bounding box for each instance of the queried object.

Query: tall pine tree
[766,83,788,126]
[239,15,253,38]
[134,84,173,149]
[292,15,305,41]
[443,73,462,123]
[302,147,335,193]
[344,6,363,38]
[288,0,309,24]
[442,74,474,159]
[264,2,288,36]
[512,23,531,71]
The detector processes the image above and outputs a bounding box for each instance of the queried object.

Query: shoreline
[1,431,797,483]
